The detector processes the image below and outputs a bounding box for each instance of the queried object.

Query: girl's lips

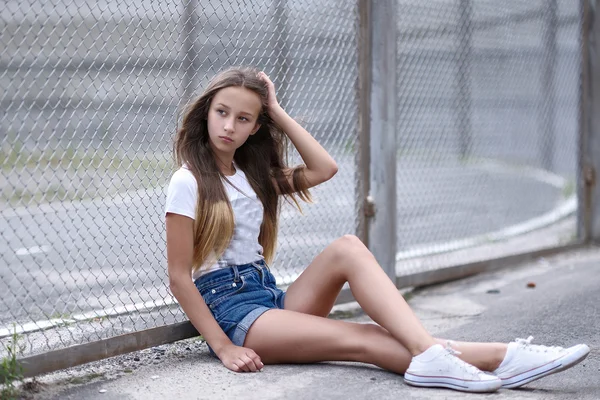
[219,136,233,143]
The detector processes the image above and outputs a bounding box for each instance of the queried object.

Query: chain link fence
[0,0,359,359]
[394,0,581,270]
[0,0,583,367]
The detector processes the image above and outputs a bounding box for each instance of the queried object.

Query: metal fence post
[273,0,289,107]
[357,0,372,248]
[457,0,473,159]
[579,0,600,242]
[367,0,397,280]
[541,0,558,172]
[182,0,199,103]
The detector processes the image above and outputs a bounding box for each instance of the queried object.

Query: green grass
[67,372,104,385]
[562,179,576,199]
[193,335,204,343]
[0,146,172,173]
[3,186,74,206]
[0,326,24,400]
[49,312,71,320]
[327,308,364,320]
[1,146,173,206]
[402,290,415,303]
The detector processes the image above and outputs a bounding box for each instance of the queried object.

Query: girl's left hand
[257,71,281,114]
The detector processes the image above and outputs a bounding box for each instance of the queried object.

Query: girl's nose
[224,118,234,132]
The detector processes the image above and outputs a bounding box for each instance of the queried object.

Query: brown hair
[173,66,311,272]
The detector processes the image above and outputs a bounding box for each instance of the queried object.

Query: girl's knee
[321,235,372,277]
[332,235,369,261]
[340,234,364,246]
[332,234,365,253]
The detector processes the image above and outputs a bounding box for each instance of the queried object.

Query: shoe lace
[444,341,483,376]
[515,336,564,353]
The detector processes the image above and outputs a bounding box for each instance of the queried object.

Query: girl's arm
[258,72,338,190]
[166,213,263,373]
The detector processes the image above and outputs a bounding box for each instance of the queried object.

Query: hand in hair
[257,71,280,115]
[217,343,264,373]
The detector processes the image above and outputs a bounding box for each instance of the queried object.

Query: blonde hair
[173,67,311,272]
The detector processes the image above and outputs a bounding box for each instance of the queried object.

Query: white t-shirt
[164,165,265,280]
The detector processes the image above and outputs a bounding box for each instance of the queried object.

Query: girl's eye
[217,109,226,115]
[239,116,249,122]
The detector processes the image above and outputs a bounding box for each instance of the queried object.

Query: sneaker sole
[404,373,502,393]
[501,344,590,389]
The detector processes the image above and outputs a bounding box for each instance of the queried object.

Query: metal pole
[368,0,397,280]
[183,0,199,103]
[578,0,600,242]
[357,0,372,248]
[457,0,473,160]
[274,0,289,108]
[541,0,558,171]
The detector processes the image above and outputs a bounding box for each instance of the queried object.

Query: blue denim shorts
[193,259,286,356]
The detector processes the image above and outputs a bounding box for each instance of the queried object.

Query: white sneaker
[493,336,590,388]
[404,344,502,393]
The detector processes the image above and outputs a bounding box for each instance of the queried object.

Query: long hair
[173,66,311,272]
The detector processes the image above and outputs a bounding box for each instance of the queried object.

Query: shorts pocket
[199,276,246,312]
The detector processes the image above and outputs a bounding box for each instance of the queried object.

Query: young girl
[165,66,589,393]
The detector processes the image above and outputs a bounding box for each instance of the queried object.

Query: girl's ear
[250,123,261,135]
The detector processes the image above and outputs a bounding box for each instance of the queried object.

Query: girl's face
[207,86,262,157]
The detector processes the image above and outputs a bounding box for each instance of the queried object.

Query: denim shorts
[193,259,286,356]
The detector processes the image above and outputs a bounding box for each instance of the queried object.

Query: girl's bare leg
[245,309,413,373]
[254,234,506,371]
[244,309,505,373]
[282,235,435,355]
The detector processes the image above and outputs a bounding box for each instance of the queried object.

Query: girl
[165,66,589,393]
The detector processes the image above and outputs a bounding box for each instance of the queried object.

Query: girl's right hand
[257,71,281,115]
[217,343,264,373]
